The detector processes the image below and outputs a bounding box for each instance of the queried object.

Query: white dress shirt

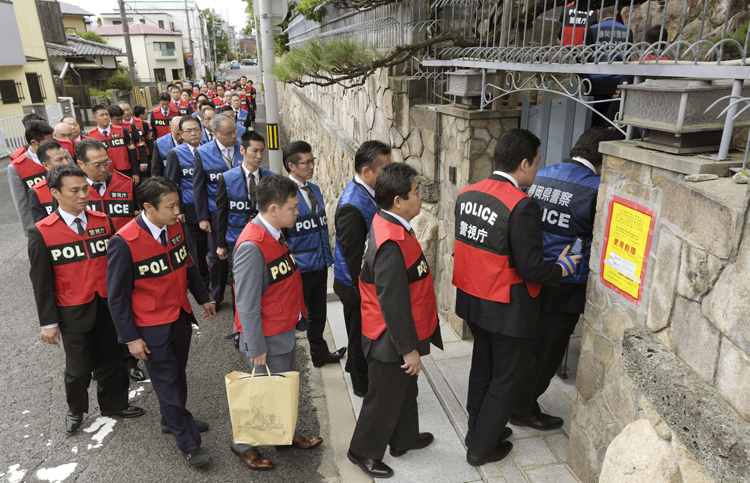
[141,212,168,243]
[98,124,112,137]
[243,164,260,186]
[26,150,41,165]
[86,177,106,196]
[493,171,520,189]
[289,175,310,207]
[381,209,412,232]
[572,156,598,175]
[354,174,375,199]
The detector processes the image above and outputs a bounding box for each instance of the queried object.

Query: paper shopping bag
[225,367,300,446]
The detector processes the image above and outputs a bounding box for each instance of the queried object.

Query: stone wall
[567,141,750,483]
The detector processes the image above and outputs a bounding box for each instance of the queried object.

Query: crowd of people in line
[9,68,623,477]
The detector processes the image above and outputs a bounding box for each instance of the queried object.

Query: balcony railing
[154,49,177,60]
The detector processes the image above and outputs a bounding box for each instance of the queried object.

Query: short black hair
[47,164,86,191]
[137,176,179,210]
[22,112,46,129]
[354,140,390,174]
[216,84,225,92]
[107,104,124,117]
[241,76,247,80]
[92,104,107,116]
[76,138,107,163]
[493,129,541,172]
[181,88,192,97]
[133,105,146,117]
[645,26,667,45]
[196,94,208,102]
[282,141,312,173]
[179,116,201,131]
[256,175,298,212]
[241,130,265,149]
[158,92,171,102]
[200,104,215,116]
[38,140,63,164]
[569,127,625,166]
[375,162,417,210]
[25,121,54,144]
[220,105,234,114]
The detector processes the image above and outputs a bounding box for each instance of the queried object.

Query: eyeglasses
[182,128,202,134]
[87,160,112,170]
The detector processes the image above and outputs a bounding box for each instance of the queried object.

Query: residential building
[238,38,257,59]
[0,0,57,118]
[95,24,185,84]
[100,1,209,80]
[46,34,123,90]
[59,2,94,33]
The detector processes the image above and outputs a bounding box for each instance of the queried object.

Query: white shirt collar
[289,174,307,188]
[216,139,228,152]
[187,143,197,155]
[242,163,259,182]
[162,108,169,117]
[57,208,86,232]
[85,177,106,194]
[256,214,281,241]
[172,136,181,146]
[141,212,167,242]
[98,124,112,135]
[26,151,41,165]
[354,174,375,199]
[572,156,599,175]
[381,210,411,231]
[493,171,519,189]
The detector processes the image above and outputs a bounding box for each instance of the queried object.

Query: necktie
[302,185,317,213]
[247,173,257,209]
[92,182,103,194]
[102,130,108,138]
[409,228,417,239]
[74,218,84,236]
[159,230,168,248]
[208,133,214,142]
[222,148,233,168]
[278,234,288,249]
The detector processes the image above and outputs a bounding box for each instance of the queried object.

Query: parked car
[242,58,257,65]
[230,60,240,69]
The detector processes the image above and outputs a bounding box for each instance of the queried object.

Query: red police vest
[11,154,46,190]
[176,100,191,116]
[32,178,54,217]
[452,178,542,303]
[233,223,307,337]
[36,210,111,306]
[119,218,192,327]
[359,213,438,341]
[213,97,226,108]
[87,172,135,231]
[206,90,216,100]
[10,145,28,160]
[130,117,152,155]
[84,125,132,172]
[56,138,76,161]
[239,92,249,112]
[151,107,178,139]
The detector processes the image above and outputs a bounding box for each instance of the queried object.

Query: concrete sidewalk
[321,296,583,483]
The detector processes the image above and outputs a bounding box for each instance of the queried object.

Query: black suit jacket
[455,176,563,339]
[28,210,116,333]
[360,211,443,363]
[106,214,211,344]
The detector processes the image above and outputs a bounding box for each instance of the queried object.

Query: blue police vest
[531,162,600,284]
[156,134,175,170]
[588,19,632,82]
[173,143,196,206]
[196,140,242,214]
[237,125,246,138]
[285,182,333,273]
[222,166,274,245]
[333,179,378,287]
[236,109,248,122]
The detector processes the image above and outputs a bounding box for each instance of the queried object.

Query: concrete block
[715,337,750,422]
[678,244,723,302]
[576,353,606,401]
[525,464,579,483]
[670,297,720,384]
[408,128,423,157]
[544,433,570,463]
[599,420,681,483]
[511,437,559,468]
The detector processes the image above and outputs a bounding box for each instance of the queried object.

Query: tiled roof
[59,2,95,16]
[94,23,181,36]
[47,34,124,58]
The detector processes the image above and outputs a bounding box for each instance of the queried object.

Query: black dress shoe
[312,347,347,367]
[466,441,513,466]
[128,367,147,382]
[390,432,434,457]
[66,412,84,435]
[101,405,144,418]
[161,419,209,433]
[183,447,211,467]
[465,427,512,447]
[347,449,393,478]
[509,412,563,430]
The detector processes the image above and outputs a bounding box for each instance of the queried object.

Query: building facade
[59,2,94,33]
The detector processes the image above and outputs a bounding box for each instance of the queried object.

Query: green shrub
[78,31,107,44]
[90,87,112,102]
[106,72,131,91]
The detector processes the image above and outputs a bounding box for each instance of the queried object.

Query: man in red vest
[120,101,154,178]
[150,92,178,139]
[453,129,580,466]
[28,140,73,222]
[84,105,139,182]
[8,121,55,236]
[28,164,143,435]
[231,175,322,471]
[109,104,147,172]
[106,177,216,467]
[347,163,442,479]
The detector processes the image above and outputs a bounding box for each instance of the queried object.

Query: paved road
[0,163,325,481]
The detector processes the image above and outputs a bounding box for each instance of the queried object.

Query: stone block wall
[567,141,750,483]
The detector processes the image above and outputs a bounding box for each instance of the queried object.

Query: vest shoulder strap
[38,213,61,227]
[119,220,142,241]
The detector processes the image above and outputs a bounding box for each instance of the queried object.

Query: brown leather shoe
[231,445,274,470]
[291,435,323,449]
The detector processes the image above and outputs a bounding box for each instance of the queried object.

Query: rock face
[599,420,681,483]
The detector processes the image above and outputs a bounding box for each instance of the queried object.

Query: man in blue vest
[283,141,346,367]
[151,117,182,177]
[510,127,623,430]
[216,130,273,323]
[165,116,210,289]
[193,113,243,308]
[199,105,216,144]
[333,141,391,397]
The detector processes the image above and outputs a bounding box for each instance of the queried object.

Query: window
[153,42,176,51]
[26,73,46,103]
[170,22,175,31]
[0,80,24,104]
[171,69,180,80]
[154,68,166,82]
[158,20,164,29]
[140,19,146,24]
[112,20,121,25]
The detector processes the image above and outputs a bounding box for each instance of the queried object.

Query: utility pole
[258,0,281,173]
[118,0,139,98]
[211,25,218,77]
[185,0,194,79]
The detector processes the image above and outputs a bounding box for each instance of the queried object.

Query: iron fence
[0,114,27,158]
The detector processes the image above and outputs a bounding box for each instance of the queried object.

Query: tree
[241,0,292,54]
[78,31,107,44]
[201,9,231,64]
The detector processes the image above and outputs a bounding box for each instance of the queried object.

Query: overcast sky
[68,0,248,33]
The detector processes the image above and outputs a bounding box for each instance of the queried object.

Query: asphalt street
[0,67,328,481]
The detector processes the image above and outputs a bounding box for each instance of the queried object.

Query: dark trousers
[302,269,330,359]
[349,358,419,460]
[122,345,139,370]
[226,243,236,316]
[342,299,369,395]
[185,221,210,288]
[139,311,201,453]
[206,212,229,303]
[59,297,129,415]
[466,321,536,458]
[513,312,580,417]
